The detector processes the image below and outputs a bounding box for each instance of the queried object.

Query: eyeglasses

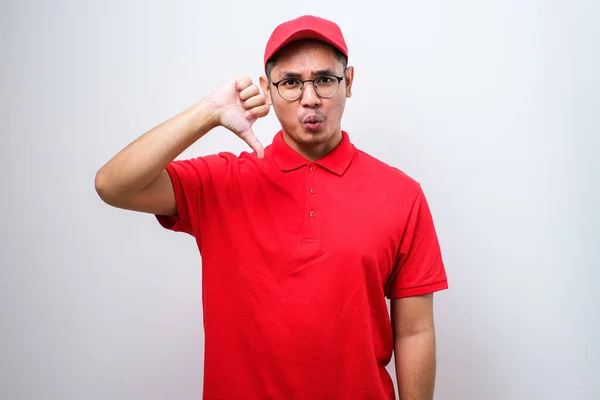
[271,74,345,101]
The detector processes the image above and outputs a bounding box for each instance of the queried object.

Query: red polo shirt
[156,130,448,399]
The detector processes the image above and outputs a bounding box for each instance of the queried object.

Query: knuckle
[237,76,251,88]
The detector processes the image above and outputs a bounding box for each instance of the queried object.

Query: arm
[94,76,269,215]
[391,293,437,400]
[94,96,218,216]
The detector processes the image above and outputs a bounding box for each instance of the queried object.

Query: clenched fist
[211,76,271,158]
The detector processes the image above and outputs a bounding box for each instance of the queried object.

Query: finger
[239,85,260,101]
[242,93,267,110]
[238,128,265,159]
[244,104,270,120]
[235,76,253,91]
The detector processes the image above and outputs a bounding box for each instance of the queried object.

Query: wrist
[190,95,221,133]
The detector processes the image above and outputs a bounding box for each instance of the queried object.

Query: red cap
[263,15,348,68]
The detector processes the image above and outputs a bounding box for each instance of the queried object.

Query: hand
[211,76,270,158]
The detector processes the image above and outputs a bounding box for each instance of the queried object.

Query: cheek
[274,102,297,120]
[327,99,345,116]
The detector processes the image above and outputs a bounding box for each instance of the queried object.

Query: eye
[281,79,300,87]
[317,76,335,85]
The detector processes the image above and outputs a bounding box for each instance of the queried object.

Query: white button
[309,210,316,218]
[310,187,316,194]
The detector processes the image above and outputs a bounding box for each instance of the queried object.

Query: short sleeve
[385,186,448,299]
[155,153,235,239]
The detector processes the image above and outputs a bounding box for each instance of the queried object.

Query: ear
[259,75,273,106]
[344,66,354,98]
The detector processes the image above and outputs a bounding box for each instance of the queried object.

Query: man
[95,15,448,400]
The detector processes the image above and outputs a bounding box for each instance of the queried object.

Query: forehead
[270,40,344,77]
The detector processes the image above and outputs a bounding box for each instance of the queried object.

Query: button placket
[304,163,320,239]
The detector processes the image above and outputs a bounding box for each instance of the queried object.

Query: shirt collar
[269,130,356,176]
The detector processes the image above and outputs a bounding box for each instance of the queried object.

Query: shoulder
[353,147,422,197]
[169,142,280,182]
[180,149,261,169]
[191,148,279,186]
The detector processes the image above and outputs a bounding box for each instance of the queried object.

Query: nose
[300,82,321,108]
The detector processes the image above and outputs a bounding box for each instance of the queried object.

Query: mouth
[301,114,325,132]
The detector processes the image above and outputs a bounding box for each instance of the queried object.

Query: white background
[2,0,599,399]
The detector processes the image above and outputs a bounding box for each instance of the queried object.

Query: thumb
[237,128,265,159]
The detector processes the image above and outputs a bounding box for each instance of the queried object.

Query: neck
[282,129,343,162]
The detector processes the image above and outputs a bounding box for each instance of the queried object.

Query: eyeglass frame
[270,70,347,101]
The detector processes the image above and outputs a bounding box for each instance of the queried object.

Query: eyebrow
[277,68,341,80]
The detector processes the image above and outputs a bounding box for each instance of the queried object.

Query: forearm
[95,96,218,200]
[394,329,436,400]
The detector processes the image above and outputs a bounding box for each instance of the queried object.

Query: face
[260,40,354,157]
